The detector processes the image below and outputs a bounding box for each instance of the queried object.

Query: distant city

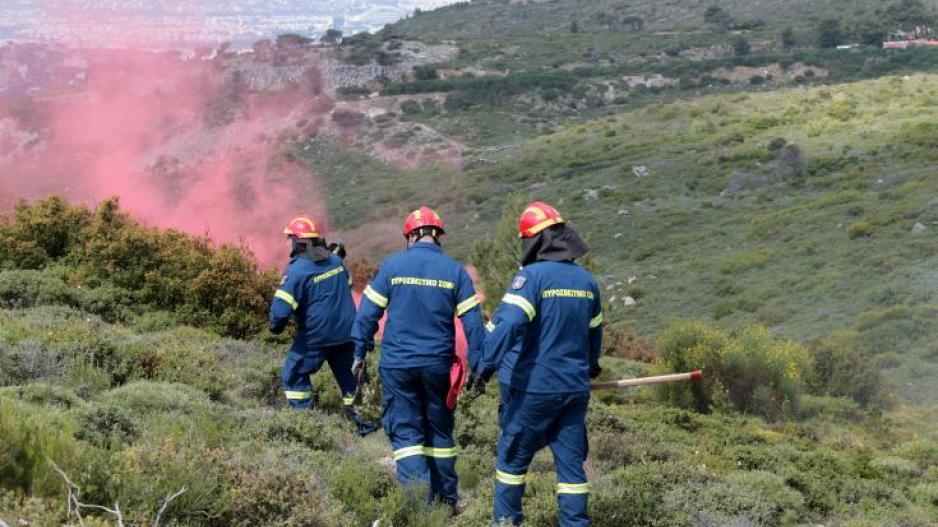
[0,0,457,48]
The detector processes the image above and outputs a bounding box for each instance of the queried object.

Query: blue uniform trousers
[380,365,458,505]
[493,387,590,527]
[282,342,377,436]
[282,341,358,409]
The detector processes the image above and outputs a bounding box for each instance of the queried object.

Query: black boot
[344,406,378,437]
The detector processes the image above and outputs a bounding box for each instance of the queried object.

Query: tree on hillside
[414,65,439,80]
[276,33,312,50]
[734,35,751,56]
[817,19,845,48]
[858,20,888,47]
[595,12,621,30]
[470,195,526,314]
[570,20,580,33]
[704,6,734,30]
[775,144,805,185]
[781,27,797,50]
[321,29,343,45]
[885,0,933,28]
[624,15,645,31]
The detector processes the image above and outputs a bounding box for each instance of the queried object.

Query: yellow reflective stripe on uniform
[274,289,299,310]
[485,321,496,332]
[393,445,426,461]
[456,294,480,316]
[557,482,590,494]
[589,312,604,329]
[284,390,312,400]
[496,470,526,486]
[423,447,457,458]
[342,395,354,406]
[363,285,388,308]
[502,294,536,321]
[313,266,344,283]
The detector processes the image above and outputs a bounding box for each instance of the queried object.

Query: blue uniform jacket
[480,261,603,394]
[269,253,356,353]
[352,242,485,370]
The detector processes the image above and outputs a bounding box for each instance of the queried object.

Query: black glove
[588,363,602,380]
[351,357,366,379]
[268,319,287,335]
[328,242,347,260]
[466,370,493,399]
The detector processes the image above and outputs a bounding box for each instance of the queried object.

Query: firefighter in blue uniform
[351,206,485,510]
[468,202,603,527]
[269,215,376,436]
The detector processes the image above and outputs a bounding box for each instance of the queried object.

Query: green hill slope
[313,73,938,402]
[1,138,936,525]
[2,302,937,526]
[393,0,937,68]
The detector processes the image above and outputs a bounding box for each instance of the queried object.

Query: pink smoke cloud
[0,45,335,266]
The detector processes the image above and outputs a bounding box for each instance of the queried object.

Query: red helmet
[518,201,564,238]
[283,215,321,239]
[403,206,446,237]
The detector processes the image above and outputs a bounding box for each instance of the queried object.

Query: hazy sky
[0,1,460,45]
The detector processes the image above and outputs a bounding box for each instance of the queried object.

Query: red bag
[447,317,469,410]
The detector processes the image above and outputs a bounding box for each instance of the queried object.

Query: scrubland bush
[664,471,804,527]
[225,457,344,526]
[0,399,78,496]
[807,340,883,407]
[254,408,337,450]
[657,322,811,419]
[0,197,277,338]
[848,220,874,239]
[96,381,211,416]
[910,482,938,507]
[115,434,232,523]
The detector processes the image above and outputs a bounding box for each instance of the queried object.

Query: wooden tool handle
[591,370,703,391]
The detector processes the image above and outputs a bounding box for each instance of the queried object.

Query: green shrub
[0,197,278,338]
[657,322,811,419]
[590,462,706,527]
[328,459,397,522]
[0,197,91,269]
[0,490,65,525]
[0,383,83,409]
[96,381,211,416]
[894,440,938,469]
[894,121,938,150]
[115,434,233,524]
[663,470,804,527]
[910,482,938,507]
[253,409,337,450]
[718,250,773,275]
[224,456,345,527]
[0,398,79,496]
[848,220,874,239]
[795,395,863,422]
[75,400,139,446]
[871,456,921,478]
[807,340,883,406]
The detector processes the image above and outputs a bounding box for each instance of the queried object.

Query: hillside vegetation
[3,1,938,525]
[327,0,938,147]
[312,72,938,405]
[0,207,936,524]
